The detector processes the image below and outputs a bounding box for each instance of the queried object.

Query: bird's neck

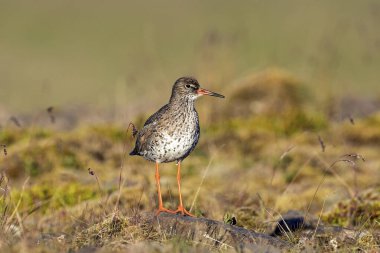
[169,97,196,113]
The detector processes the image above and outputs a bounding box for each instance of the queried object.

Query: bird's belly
[146,131,198,163]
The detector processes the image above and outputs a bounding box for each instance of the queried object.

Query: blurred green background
[0,0,379,113]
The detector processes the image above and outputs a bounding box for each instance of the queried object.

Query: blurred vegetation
[0,68,379,252]
[1,0,380,114]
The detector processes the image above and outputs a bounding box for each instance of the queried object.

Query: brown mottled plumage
[130,77,224,216]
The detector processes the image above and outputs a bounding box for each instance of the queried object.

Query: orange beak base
[197,88,225,98]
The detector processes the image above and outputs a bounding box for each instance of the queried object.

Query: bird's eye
[185,84,191,88]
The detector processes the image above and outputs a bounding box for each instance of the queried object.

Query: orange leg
[155,162,176,215]
[175,161,195,217]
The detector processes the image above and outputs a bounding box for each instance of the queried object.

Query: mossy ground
[0,70,379,252]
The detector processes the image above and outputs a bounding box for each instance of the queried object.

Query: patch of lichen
[322,188,380,229]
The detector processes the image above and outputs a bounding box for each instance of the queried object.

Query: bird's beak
[197,88,225,98]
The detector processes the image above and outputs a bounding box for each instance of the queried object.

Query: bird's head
[170,77,225,102]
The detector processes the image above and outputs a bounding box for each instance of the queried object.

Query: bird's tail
[129,147,139,156]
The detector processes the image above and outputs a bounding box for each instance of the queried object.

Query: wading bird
[130,77,224,216]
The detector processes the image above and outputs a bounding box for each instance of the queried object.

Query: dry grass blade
[189,156,214,213]
[324,158,358,195]
[271,145,295,185]
[304,172,326,225]
[305,156,363,222]
[6,177,29,230]
[278,154,314,198]
[312,198,326,239]
[0,173,10,230]
[279,145,296,161]
[256,193,295,242]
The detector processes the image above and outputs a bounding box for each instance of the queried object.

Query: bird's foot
[155,207,177,216]
[175,205,195,217]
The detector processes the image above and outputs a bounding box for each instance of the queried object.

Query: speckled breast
[144,113,200,163]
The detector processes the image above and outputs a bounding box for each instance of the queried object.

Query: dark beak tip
[198,88,224,98]
[212,93,225,98]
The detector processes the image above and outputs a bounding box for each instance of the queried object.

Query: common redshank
[130,77,224,216]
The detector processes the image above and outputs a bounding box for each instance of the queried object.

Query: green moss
[23,156,41,177]
[284,169,299,184]
[33,129,52,139]
[0,129,26,145]
[11,182,99,214]
[61,152,82,169]
[22,150,53,177]
[282,111,328,136]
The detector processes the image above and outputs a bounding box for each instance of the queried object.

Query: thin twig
[88,168,103,196]
[115,122,137,212]
[317,135,326,152]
